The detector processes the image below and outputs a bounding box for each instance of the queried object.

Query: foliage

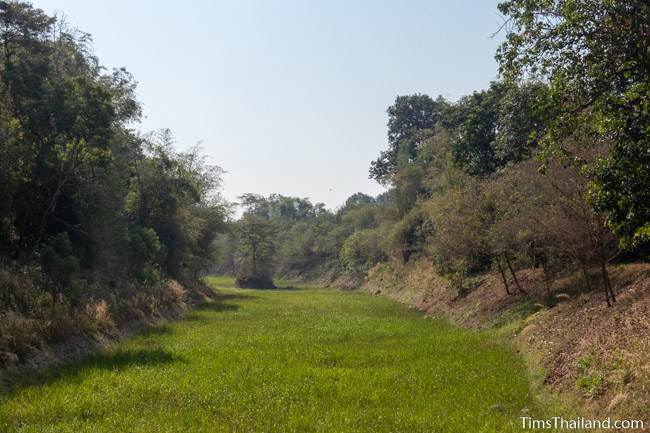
[445,81,553,176]
[369,94,447,183]
[575,353,606,398]
[497,0,650,250]
[0,2,226,348]
[40,232,80,300]
[340,228,386,272]
[234,213,276,288]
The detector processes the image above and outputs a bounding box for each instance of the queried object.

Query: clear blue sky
[35,0,504,209]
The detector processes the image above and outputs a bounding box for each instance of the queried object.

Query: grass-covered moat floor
[0,276,552,432]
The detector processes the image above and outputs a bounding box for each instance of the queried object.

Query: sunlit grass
[0,277,548,432]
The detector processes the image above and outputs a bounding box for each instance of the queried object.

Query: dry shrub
[164,280,186,308]
[127,292,160,319]
[0,311,43,365]
[44,301,80,342]
[0,269,20,309]
[82,299,115,332]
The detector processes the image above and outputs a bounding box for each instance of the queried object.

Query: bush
[389,208,432,263]
[0,311,43,364]
[127,226,161,280]
[340,229,386,272]
[41,233,81,300]
[575,353,606,398]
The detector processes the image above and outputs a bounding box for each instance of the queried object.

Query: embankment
[359,259,650,423]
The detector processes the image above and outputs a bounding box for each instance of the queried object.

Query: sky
[35,0,505,210]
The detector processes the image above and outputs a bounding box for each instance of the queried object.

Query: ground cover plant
[0,277,550,433]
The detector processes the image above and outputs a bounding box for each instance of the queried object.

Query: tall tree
[497,0,650,249]
[445,81,553,176]
[370,94,447,183]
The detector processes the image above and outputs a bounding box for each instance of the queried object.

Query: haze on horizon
[34,0,504,209]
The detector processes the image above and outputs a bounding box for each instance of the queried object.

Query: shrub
[41,233,81,301]
[389,207,432,263]
[340,229,386,272]
[575,353,606,398]
[234,276,275,289]
[0,311,43,364]
[127,226,162,281]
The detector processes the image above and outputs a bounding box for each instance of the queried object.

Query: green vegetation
[574,353,606,399]
[231,196,278,288]
[0,2,226,364]
[0,0,648,427]
[0,277,547,433]
[216,1,649,310]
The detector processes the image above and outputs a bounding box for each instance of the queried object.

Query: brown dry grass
[0,273,197,374]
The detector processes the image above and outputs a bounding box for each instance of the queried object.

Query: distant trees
[211,192,390,281]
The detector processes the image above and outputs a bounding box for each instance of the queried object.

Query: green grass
[0,277,547,432]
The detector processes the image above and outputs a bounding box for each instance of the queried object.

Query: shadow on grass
[252,285,306,291]
[212,292,258,301]
[82,348,184,370]
[194,302,240,313]
[1,347,184,397]
[141,324,174,336]
[182,301,242,323]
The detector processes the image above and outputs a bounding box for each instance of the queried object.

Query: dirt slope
[362,259,650,422]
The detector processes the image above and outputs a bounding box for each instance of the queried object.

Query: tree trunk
[597,234,615,307]
[251,241,257,277]
[51,289,58,315]
[32,175,69,256]
[496,256,511,295]
[542,261,551,294]
[504,252,526,294]
[530,241,536,268]
[599,249,615,306]
[579,258,591,293]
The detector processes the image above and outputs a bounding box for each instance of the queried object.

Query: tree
[0,3,122,257]
[342,193,375,209]
[445,83,504,176]
[0,2,228,350]
[340,228,386,273]
[426,180,492,294]
[491,151,619,306]
[370,94,447,183]
[445,81,552,176]
[41,232,80,307]
[497,0,650,250]
[390,146,426,217]
[234,213,276,288]
[123,131,225,280]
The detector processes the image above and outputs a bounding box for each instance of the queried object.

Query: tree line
[0,1,226,363]
[224,0,649,307]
